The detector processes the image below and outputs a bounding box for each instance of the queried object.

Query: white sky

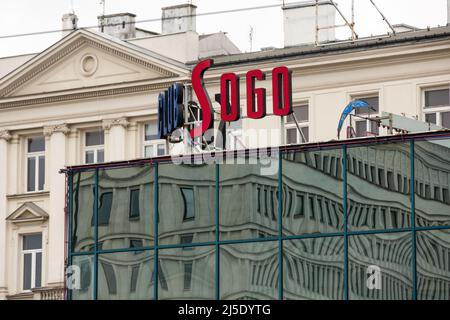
[0,0,447,57]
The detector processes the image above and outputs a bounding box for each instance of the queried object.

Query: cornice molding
[0,81,185,109]
[0,35,179,98]
[43,124,71,137]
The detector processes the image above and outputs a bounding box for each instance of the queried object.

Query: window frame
[21,233,43,291]
[350,93,380,138]
[180,187,195,221]
[25,136,45,193]
[143,122,167,158]
[84,130,105,164]
[422,86,450,128]
[284,103,310,145]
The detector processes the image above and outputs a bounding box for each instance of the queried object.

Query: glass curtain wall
[67,136,450,300]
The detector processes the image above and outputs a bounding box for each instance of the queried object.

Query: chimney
[161,4,196,34]
[98,13,136,40]
[283,0,336,47]
[62,13,78,37]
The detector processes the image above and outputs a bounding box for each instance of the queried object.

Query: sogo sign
[158,59,293,139]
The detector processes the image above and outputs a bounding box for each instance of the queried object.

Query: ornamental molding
[102,118,130,130]
[0,81,188,109]
[0,35,179,97]
[0,130,11,141]
[43,124,71,137]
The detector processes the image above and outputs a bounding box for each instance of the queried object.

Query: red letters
[191,59,214,139]
[220,73,240,122]
[272,66,293,116]
[190,60,292,138]
[246,70,267,119]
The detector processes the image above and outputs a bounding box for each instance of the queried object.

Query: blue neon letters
[158,83,184,139]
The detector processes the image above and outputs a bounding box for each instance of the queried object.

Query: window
[129,189,140,219]
[85,131,104,164]
[101,262,117,295]
[180,234,194,250]
[144,122,166,157]
[423,87,450,128]
[27,137,45,192]
[225,119,243,150]
[92,192,113,226]
[285,104,309,144]
[352,95,380,137]
[22,234,42,291]
[181,187,195,221]
[183,262,193,291]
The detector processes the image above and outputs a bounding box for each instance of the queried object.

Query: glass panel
[348,233,412,300]
[35,252,42,288]
[98,251,154,300]
[70,255,94,300]
[95,192,112,226]
[144,145,153,158]
[425,89,450,108]
[145,123,159,141]
[442,112,450,129]
[425,113,437,124]
[86,131,104,146]
[38,156,45,191]
[220,241,278,300]
[72,171,95,253]
[97,149,104,163]
[28,137,45,153]
[129,189,140,219]
[220,154,278,241]
[159,163,215,245]
[85,151,94,164]
[23,253,32,290]
[98,165,154,250]
[286,128,297,145]
[354,96,379,115]
[283,237,345,300]
[355,121,367,137]
[417,230,450,300]
[157,144,165,156]
[282,149,344,236]
[414,140,450,227]
[347,143,412,231]
[287,105,309,124]
[301,127,309,143]
[23,234,42,250]
[158,246,215,300]
[181,187,195,220]
[27,157,36,192]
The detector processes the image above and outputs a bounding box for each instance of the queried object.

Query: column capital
[43,124,70,137]
[0,130,11,142]
[102,118,130,131]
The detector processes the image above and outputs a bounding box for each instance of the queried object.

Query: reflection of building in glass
[68,136,450,300]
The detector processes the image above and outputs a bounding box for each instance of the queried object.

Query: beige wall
[1,28,450,299]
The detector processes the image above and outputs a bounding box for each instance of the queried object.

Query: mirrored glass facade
[67,134,450,300]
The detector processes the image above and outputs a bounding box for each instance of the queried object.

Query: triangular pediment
[6,202,49,224]
[0,30,189,97]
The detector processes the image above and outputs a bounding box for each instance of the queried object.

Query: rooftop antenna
[249,26,254,52]
[369,0,396,35]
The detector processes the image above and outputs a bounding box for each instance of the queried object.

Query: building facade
[1,1,450,299]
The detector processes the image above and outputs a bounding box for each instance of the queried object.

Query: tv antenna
[249,26,254,52]
[100,0,106,16]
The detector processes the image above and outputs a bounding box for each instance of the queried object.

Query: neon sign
[158,59,293,139]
